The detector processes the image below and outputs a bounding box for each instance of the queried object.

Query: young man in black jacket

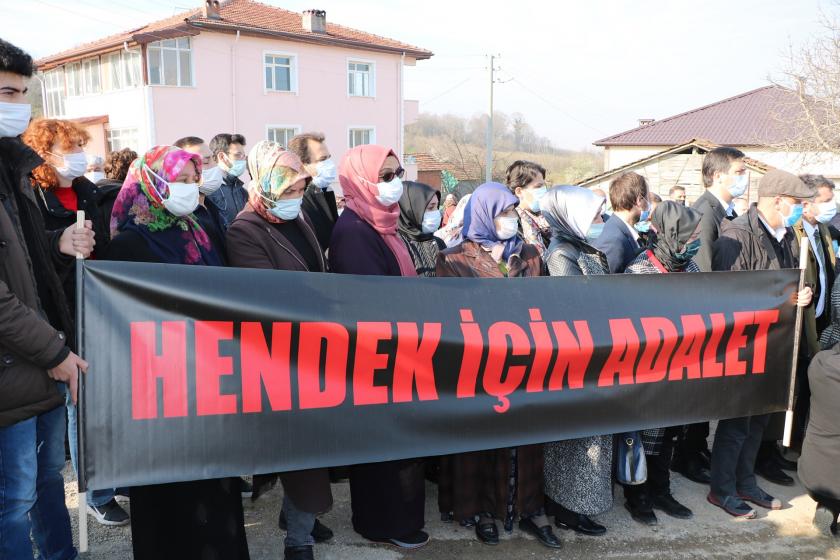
[0,38,95,560]
[708,169,814,519]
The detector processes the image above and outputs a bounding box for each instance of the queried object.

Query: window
[147,38,193,87]
[123,49,142,88]
[266,126,300,147]
[348,127,375,148]
[103,52,123,91]
[43,68,66,117]
[264,53,296,92]
[66,62,82,97]
[107,127,139,152]
[81,57,101,95]
[348,61,374,97]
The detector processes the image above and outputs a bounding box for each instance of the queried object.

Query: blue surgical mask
[675,238,701,262]
[225,158,247,178]
[269,197,303,220]
[728,174,749,198]
[529,186,548,213]
[781,201,803,228]
[638,199,651,223]
[586,223,605,241]
[312,158,337,190]
[815,201,837,224]
[635,220,651,233]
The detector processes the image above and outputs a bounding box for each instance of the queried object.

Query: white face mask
[50,151,88,183]
[421,209,442,234]
[85,171,105,183]
[816,200,837,224]
[312,158,337,190]
[145,165,200,217]
[495,216,519,240]
[199,166,225,195]
[375,176,404,206]
[0,101,31,138]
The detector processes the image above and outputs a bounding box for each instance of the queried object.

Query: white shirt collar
[618,214,640,242]
[756,212,786,243]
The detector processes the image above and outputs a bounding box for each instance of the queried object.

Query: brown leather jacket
[0,138,72,427]
[435,239,544,278]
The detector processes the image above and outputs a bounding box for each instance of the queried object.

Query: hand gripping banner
[78,261,798,490]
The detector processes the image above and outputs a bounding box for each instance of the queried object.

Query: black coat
[691,190,731,272]
[799,345,840,500]
[592,215,641,273]
[94,177,123,227]
[0,138,73,426]
[35,177,110,318]
[206,172,248,226]
[301,184,338,250]
[712,204,796,272]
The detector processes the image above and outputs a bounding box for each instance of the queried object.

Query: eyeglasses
[379,167,405,183]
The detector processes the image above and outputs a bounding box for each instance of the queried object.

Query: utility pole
[485,54,496,183]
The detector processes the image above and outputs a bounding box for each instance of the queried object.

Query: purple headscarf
[460,182,524,260]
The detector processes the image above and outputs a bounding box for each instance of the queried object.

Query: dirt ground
[67,456,840,560]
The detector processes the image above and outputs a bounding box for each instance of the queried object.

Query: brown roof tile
[37,0,432,69]
[594,85,804,147]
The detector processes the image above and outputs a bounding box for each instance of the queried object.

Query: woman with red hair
[22,118,109,255]
[328,145,429,549]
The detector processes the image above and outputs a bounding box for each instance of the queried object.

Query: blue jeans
[283,494,316,548]
[0,392,77,560]
[64,389,116,508]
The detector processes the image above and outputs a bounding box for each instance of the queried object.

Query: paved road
[69,462,839,559]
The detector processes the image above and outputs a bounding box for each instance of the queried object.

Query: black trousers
[675,422,709,458]
[711,414,771,499]
[624,426,679,506]
[809,491,840,517]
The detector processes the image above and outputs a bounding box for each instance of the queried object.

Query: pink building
[35,0,431,166]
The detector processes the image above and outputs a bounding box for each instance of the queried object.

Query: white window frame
[43,68,66,117]
[265,125,302,147]
[106,127,140,152]
[81,56,101,95]
[263,50,298,94]
[147,37,195,87]
[102,52,123,92]
[122,48,142,88]
[65,62,82,97]
[347,57,376,98]
[102,49,142,92]
[347,126,376,149]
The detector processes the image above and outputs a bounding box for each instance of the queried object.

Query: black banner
[80,261,799,490]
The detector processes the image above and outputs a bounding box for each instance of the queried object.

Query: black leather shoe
[756,461,795,486]
[652,494,693,519]
[279,512,334,543]
[284,546,314,560]
[625,501,658,525]
[554,513,607,536]
[770,448,798,472]
[673,458,711,484]
[475,520,499,545]
[519,517,562,549]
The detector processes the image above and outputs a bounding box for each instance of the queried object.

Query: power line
[510,77,607,135]
[421,77,473,106]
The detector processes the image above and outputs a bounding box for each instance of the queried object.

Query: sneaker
[87,499,130,526]
[114,490,130,504]
[738,487,782,510]
[707,493,757,519]
[240,477,253,499]
[812,505,838,537]
[369,530,430,549]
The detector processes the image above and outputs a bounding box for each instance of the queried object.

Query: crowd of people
[1,37,839,560]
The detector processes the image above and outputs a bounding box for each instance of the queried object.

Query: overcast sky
[4,0,832,150]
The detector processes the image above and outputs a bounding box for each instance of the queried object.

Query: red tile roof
[404,152,479,181]
[37,0,432,69]
[594,85,804,147]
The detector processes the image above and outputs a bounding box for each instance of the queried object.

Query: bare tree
[770,9,840,159]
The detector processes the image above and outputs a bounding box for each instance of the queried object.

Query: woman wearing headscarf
[621,201,701,526]
[225,140,333,560]
[397,180,446,277]
[441,193,457,226]
[434,193,471,248]
[435,183,560,549]
[328,145,429,549]
[540,185,612,538]
[104,146,247,560]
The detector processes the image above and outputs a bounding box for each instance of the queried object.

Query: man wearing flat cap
[707,169,814,519]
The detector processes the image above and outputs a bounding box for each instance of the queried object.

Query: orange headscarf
[338,145,417,277]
